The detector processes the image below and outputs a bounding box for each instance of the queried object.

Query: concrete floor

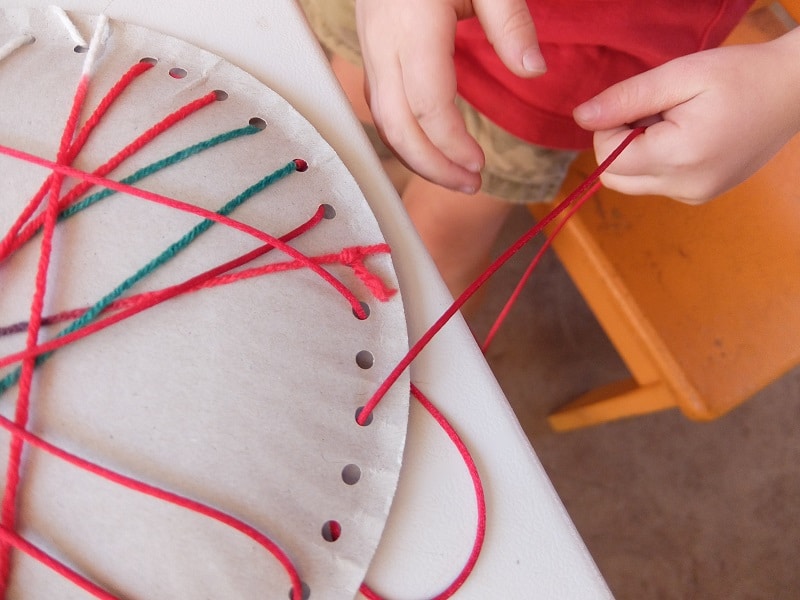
[466,207,800,600]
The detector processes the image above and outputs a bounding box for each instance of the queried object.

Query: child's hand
[355,0,544,194]
[574,29,800,204]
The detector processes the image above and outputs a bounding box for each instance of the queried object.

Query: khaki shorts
[297,0,577,203]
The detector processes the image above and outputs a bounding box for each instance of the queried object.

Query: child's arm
[355,0,544,193]
[574,27,800,204]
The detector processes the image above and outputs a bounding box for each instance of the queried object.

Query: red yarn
[68,62,155,157]
[0,61,154,262]
[359,383,486,600]
[0,89,217,262]
[0,143,366,318]
[0,527,117,600]
[481,180,602,353]
[356,127,645,427]
[0,413,304,599]
[0,243,393,341]
[0,72,92,594]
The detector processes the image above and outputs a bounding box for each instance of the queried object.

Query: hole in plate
[169,67,188,79]
[73,45,88,53]
[248,117,267,130]
[355,406,373,427]
[352,301,370,320]
[286,581,311,600]
[213,89,229,101]
[293,158,309,172]
[139,56,158,65]
[341,464,361,485]
[356,350,374,370]
[321,203,336,219]
[321,520,342,542]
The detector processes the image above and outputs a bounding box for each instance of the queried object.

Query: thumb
[573,60,697,131]
[473,0,546,76]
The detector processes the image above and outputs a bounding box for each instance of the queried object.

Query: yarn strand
[0,242,392,341]
[356,128,645,425]
[0,206,327,373]
[0,527,117,600]
[0,26,103,591]
[0,59,155,261]
[0,142,367,318]
[0,34,34,63]
[0,413,304,599]
[0,88,220,262]
[359,383,486,600]
[481,180,602,353]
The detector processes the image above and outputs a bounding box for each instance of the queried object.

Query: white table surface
[8,1,613,597]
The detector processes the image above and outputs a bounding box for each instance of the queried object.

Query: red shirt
[454,0,755,149]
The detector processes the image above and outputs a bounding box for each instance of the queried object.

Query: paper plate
[0,7,409,599]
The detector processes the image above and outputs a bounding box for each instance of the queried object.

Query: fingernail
[574,100,600,124]
[522,49,547,74]
[460,184,477,195]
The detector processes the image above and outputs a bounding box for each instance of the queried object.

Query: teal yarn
[60,125,261,221]
[57,159,297,333]
[0,157,298,396]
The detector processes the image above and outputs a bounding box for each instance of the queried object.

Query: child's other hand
[355,0,544,194]
[574,30,800,204]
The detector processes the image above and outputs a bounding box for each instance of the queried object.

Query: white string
[51,6,88,50]
[81,15,110,76]
[0,34,34,64]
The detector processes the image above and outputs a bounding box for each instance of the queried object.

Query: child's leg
[330,53,371,123]
[402,176,513,306]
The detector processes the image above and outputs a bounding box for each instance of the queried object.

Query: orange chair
[529,1,800,432]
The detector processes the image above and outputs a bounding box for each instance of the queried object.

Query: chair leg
[548,378,677,432]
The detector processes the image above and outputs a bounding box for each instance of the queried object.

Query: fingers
[593,123,668,176]
[366,63,485,193]
[592,120,722,204]
[592,127,674,198]
[574,36,800,203]
[399,18,485,170]
[357,1,483,192]
[473,0,544,75]
[574,58,702,132]
[353,0,542,193]
[572,56,712,202]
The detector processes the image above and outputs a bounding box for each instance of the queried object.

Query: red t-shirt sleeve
[454,0,755,149]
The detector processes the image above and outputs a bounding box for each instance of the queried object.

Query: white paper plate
[0,8,409,599]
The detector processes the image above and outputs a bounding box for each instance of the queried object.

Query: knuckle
[378,118,407,148]
[501,5,535,38]
[409,94,447,123]
[378,122,401,146]
[610,80,647,116]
